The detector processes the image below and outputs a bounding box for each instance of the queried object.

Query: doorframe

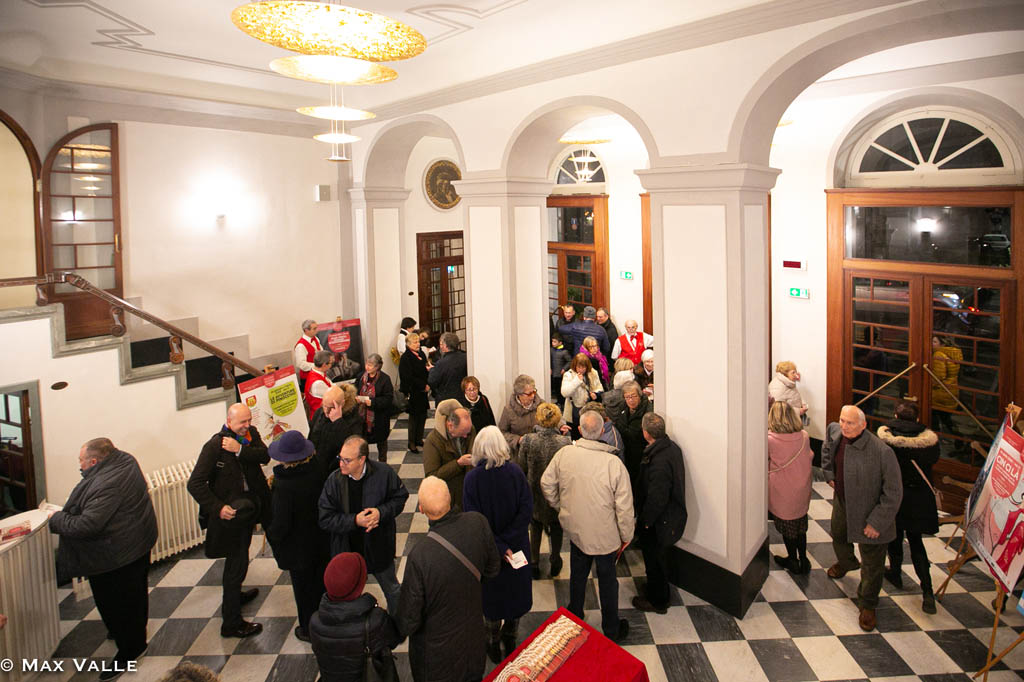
[0,109,43,277]
[826,187,1024,426]
[415,230,465,344]
[0,381,46,509]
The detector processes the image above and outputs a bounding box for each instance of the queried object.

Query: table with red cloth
[484,608,649,682]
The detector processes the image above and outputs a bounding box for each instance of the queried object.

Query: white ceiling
[0,0,1021,117]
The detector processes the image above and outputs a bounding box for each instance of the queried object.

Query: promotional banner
[315,318,364,382]
[238,366,309,441]
[965,414,1024,592]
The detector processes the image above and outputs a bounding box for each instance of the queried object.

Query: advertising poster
[238,366,309,441]
[964,414,1024,593]
[316,318,364,383]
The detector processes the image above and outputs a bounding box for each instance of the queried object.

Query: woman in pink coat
[768,401,813,574]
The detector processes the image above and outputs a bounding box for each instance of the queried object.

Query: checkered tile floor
[41,414,1024,681]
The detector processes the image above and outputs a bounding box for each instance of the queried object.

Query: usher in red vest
[303,370,329,415]
[295,335,320,381]
[616,333,645,365]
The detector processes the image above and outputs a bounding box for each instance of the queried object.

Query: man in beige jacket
[541,410,634,642]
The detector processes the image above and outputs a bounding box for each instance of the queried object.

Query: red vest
[295,335,320,380]
[617,333,645,365]
[303,370,329,415]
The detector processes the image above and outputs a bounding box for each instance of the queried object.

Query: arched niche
[730,1,1024,167]
[360,114,466,189]
[0,109,42,309]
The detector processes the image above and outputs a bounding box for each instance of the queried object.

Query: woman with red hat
[309,552,401,682]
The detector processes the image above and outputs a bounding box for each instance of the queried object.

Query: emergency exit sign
[620,271,633,280]
[788,287,810,299]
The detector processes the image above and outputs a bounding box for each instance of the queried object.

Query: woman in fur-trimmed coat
[877,400,940,613]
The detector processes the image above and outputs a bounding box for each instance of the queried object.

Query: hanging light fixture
[231,1,426,61]
[269,54,396,84]
[559,135,610,184]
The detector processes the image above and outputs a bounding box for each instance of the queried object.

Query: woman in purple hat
[266,430,331,642]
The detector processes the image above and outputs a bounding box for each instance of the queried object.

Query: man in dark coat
[49,438,157,680]
[821,405,902,632]
[187,403,271,639]
[318,435,409,613]
[595,308,619,361]
[631,413,687,615]
[428,332,468,403]
[396,476,500,682]
[559,305,610,356]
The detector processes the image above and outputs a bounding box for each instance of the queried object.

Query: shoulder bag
[363,609,398,682]
[911,459,944,511]
[426,530,481,580]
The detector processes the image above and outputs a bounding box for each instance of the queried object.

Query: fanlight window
[848,109,1018,187]
[556,148,605,184]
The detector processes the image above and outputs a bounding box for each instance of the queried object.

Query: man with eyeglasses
[318,435,409,613]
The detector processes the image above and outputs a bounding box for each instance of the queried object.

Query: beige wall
[0,122,37,308]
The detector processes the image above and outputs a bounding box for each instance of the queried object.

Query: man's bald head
[226,403,253,437]
[322,385,343,411]
[418,476,452,520]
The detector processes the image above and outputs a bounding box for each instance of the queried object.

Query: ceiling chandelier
[233,1,427,161]
[559,136,610,184]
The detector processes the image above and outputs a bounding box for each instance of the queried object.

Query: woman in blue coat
[463,425,533,663]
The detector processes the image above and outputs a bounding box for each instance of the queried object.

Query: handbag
[390,388,409,417]
[363,610,399,682]
[911,459,945,511]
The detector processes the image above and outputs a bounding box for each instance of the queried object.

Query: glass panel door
[0,390,35,515]
[416,231,466,349]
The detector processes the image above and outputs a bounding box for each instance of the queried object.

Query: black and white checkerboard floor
[42,414,1024,681]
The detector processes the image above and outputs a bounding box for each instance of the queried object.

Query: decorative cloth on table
[493,615,588,682]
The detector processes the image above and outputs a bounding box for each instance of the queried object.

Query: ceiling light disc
[297,105,376,121]
[270,55,397,84]
[314,132,361,144]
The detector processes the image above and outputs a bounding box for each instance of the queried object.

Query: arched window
[847,108,1018,187]
[555,147,606,184]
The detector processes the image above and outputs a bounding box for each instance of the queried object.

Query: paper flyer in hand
[508,550,528,569]
[964,414,1024,594]
[238,366,309,442]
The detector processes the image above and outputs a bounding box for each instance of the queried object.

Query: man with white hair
[293,318,322,392]
[611,319,654,365]
[396,476,500,682]
[821,405,902,632]
[541,410,634,642]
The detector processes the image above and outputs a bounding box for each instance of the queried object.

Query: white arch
[827,87,1024,188]
[360,113,466,188]
[730,0,1024,167]
[501,95,659,178]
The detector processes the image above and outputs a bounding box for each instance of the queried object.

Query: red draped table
[483,608,650,682]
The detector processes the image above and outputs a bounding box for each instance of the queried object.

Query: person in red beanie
[309,552,400,682]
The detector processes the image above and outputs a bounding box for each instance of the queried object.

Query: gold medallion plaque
[424,159,461,210]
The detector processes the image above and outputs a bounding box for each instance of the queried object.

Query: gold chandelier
[231,1,426,61]
[559,136,610,184]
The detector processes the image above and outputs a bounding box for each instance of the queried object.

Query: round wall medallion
[424,159,461,210]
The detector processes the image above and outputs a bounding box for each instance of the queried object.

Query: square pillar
[349,186,410,376]
[636,163,780,617]
[452,177,552,402]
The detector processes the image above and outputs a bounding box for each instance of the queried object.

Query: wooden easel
[965,403,1023,681]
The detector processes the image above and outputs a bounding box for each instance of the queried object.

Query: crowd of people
[40,305,949,681]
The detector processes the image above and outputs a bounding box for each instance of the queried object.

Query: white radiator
[147,459,205,562]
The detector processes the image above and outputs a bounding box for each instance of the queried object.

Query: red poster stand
[484,608,649,682]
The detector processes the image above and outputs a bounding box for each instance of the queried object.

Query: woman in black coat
[877,400,940,614]
[266,431,331,641]
[356,353,394,462]
[399,333,431,452]
[458,375,496,434]
[614,380,653,488]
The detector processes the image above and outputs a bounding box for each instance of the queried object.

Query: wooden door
[41,123,123,340]
[0,390,35,514]
[546,194,609,318]
[416,231,466,348]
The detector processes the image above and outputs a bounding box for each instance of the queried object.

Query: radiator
[147,459,205,562]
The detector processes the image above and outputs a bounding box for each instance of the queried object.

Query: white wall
[120,121,342,358]
[400,136,461,321]
[0,123,37,309]
[0,315,225,504]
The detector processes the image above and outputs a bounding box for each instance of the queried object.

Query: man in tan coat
[541,410,634,642]
[423,398,476,511]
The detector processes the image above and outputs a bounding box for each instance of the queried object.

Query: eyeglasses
[339,456,363,465]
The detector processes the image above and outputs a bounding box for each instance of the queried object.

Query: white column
[349,186,410,377]
[452,177,552,403]
[636,163,780,617]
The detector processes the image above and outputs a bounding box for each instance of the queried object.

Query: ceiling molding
[407,0,530,44]
[357,0,908,124]
[22,0,270,76]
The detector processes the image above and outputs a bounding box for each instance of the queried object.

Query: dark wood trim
[546,194,609,309]
[0,109,43,277]
[641,193,652,334]
[415,231,465,344]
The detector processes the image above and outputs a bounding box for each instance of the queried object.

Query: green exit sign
[789,287,810,299]
[620,271,633,280]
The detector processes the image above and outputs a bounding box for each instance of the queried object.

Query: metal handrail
[923,362,994,439]
[0,273,262,380]
[854,362,917,408]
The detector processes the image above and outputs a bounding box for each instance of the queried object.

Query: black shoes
[501,635,517,659]
[530,564,541,580]
[240,587,259,605]
[487,640,503,664]
[773,554,798,572]
[221,621,263,638]
[922,588,937,614]
[632,595,668,615]
[884,568,904,590]
[549,555,563,578]
[612,618,630,643]
[294,626,311,642]
[98,646,147,681]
